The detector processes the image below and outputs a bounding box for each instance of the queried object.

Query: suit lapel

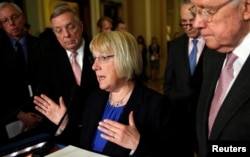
[180,35,192,76]
[211,55,250,139]
[172,34,192,79]
[81,90,108,148]
[4,39,16,67]
[81,40,92,85]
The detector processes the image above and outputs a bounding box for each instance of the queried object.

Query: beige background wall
[121,0,167,78]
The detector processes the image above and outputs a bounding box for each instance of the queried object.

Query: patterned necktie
[208,52,238,137]
[189,39,198,75]
[71,52,81,85]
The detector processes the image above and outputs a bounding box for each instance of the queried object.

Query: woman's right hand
[33,94,67,126]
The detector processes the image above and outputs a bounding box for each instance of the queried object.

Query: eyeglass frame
[89,55,114,64]
[0,14,22,26]
[189,0,233,22]
[179,23,193,28]
[179,16,195,28]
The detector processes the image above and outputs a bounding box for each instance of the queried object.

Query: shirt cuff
[55,128,63,136]
[129,149,135,156]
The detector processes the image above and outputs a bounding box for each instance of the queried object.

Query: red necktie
[208,52,238,137]
[71,52,81,85]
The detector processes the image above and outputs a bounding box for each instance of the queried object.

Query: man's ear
[243,0,250,20]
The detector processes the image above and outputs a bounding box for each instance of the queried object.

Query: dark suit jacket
[163,34,206,156]
[197,49,250,157]
[63,81,170,157]
[0,33,51,145]
[37,39,98,146]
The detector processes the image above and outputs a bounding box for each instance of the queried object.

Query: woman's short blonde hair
[90,31,142,80]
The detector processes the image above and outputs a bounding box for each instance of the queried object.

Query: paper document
[45,145,109,157]
[5,120,23,138]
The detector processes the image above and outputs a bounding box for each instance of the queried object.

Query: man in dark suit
[190,0,250,157]
[36,3,98,146]
[163,0,206,156]
[0,2,51,145]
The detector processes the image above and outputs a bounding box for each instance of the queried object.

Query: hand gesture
[33,94,67,126]
[98,111,140,150]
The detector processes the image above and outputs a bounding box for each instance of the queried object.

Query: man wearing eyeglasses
[163,0,207,156]
[0,2,52,146]
[190,0,250,157]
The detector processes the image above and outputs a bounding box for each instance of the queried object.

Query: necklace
[109,89,132,107]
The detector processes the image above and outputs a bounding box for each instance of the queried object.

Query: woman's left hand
[98,111,140,150]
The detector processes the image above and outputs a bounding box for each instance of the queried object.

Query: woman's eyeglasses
[89,55,114,64]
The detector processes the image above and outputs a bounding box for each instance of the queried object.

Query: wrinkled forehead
[191,0,234,7]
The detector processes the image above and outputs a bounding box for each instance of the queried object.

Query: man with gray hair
[0,2,50,145]
[191,0,250,156]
